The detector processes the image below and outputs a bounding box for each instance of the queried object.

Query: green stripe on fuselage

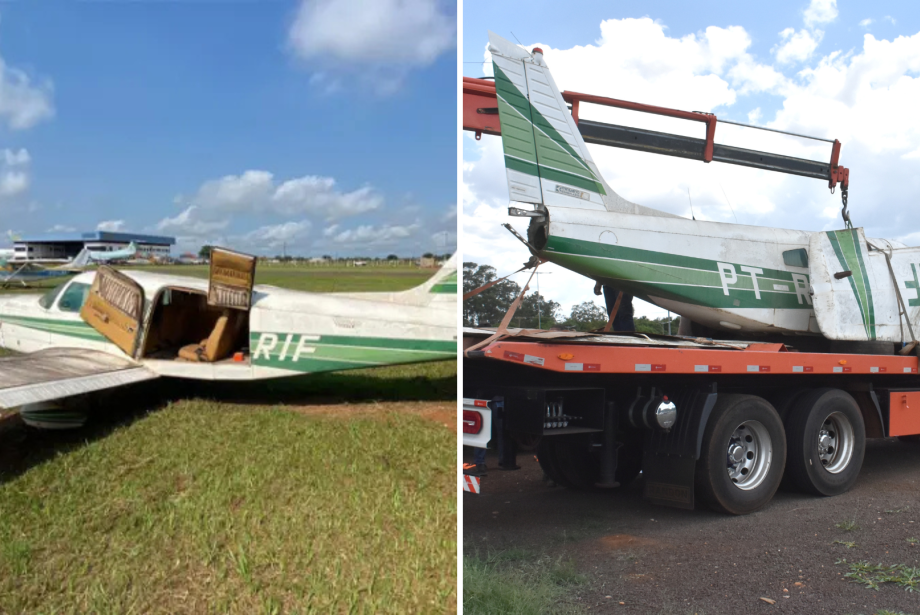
[543,235,813,310]
[0,314,106,341]
[250,332,456,374]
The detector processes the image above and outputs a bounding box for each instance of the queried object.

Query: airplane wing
[0,348,158,409]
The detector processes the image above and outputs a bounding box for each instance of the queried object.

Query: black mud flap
[643,454,697,509]
[641,385,718,509]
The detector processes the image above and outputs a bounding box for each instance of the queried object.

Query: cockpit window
[58,282,91,313]
[38,282,68,309]
[782,248,809,269]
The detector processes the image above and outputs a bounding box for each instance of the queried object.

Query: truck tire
[768,387,810,491]
[695,394,786,515]
[536,434,642,491]
[535,437,572,488]
[784,388,865,496]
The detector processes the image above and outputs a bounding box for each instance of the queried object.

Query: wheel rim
[817,411,855,474]
[725,420,773,490]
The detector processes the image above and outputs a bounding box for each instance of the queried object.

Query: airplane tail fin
[398,253,457,306]
[488,32,675,219]
[70,248,91,269]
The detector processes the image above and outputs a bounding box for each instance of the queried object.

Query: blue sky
[462,0,920,317]
[0,0,456,256]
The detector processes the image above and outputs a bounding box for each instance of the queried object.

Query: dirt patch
[597,534,661,551]
[464,438,920,614]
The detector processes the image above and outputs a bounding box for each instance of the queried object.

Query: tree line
[463,262,680,334]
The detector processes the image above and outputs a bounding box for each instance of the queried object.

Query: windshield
[38,281,69,309]
[58,282,91,312]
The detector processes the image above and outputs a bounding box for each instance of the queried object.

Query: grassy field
[1,263,435,295]
[0,266,457,613]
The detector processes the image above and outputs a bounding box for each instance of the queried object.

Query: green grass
[464,550,587,615]
[0,266,456,612]
[836,519,861,532]
[835,540,858,549]
[0,263,435,295]
[0,361,457,613]
[131,263,433,293]
[836,559,920,592]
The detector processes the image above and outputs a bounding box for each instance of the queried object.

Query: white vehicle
[0,248,457,424]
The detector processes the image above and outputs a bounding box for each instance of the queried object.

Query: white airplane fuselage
[0,268,457,381]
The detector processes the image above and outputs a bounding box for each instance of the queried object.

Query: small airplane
[1,258,76,289]
[85,241,138,263]
[486,32,920,348]
[0,248,457,427]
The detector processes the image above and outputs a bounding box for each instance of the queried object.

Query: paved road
[464,439,920,614]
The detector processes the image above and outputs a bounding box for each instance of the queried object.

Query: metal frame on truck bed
[462,328,920,515]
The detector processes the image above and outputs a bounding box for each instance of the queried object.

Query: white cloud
[96,220,126,232]
[178,170,383,220]
[46,224,76,233]
[0,148,31,198]
[804,0,838,28]
[288,0,455,68]
[774,28,822,64]
[859,18,873,28]
[0,56,54,130]
[240,221,311,249]
[3,149,30,166]
[0,170,27,197]
[158,169,449,256]
[326,222,421,245]
[155,206,229,237]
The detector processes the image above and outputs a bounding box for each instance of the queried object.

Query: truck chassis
[462,329,920,514]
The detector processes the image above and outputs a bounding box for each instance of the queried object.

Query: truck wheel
[695,394,786,515]
[537,435,641,490]
[536,437,572,487]
[784,388,865,496]
[615,433,643,487]
[545,434,601,491]
[513,432,542,452]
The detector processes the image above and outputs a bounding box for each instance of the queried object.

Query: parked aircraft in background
[0,258,76,289]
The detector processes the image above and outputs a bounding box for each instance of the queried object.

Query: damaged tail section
[488,31,675,219]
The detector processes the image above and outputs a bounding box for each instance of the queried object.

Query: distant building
[12,231,176,262]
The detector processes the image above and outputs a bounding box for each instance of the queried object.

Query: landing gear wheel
[695,394,786,515]
[784,388,865,496]
[898,434,920,443]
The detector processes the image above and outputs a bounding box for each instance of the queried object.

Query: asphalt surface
[463,439,920,614]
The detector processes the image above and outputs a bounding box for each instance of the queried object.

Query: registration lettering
[253,333,320,361]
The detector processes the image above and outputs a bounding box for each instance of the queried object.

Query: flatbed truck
[462,328,920,514]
